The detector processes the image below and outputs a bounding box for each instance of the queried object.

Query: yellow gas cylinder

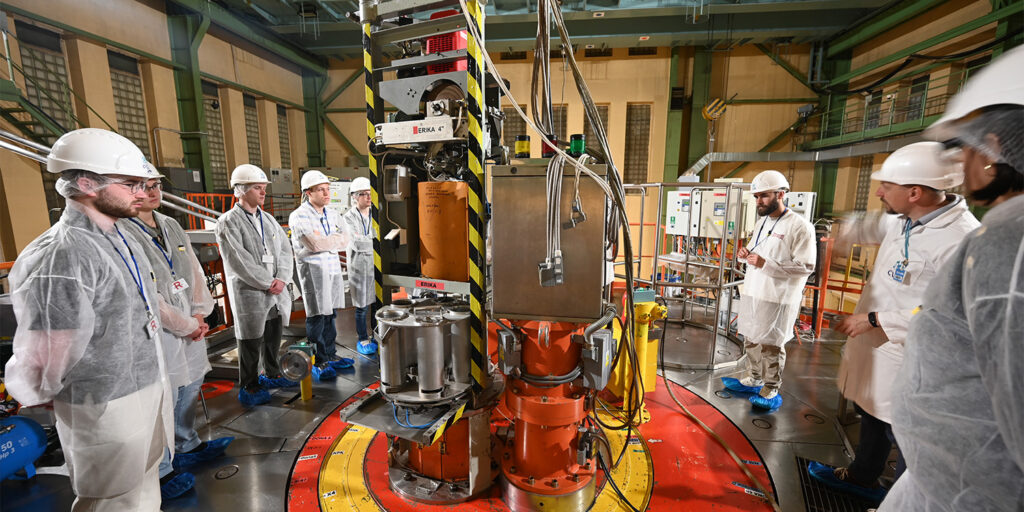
[607,288,667,423]
[418,181,469,282]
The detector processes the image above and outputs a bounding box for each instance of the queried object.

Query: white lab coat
[342,205,375,308]
[215,204,294,340]
[737,210,817,346]
[836,198,979,423]
[289,201,349,315]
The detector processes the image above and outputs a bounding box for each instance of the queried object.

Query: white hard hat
[230,164,270,187]
[47,128,158,179]
[925,45,1024,142]
[350,176,371,194]
[750,170,790,193]
[872,141,964,189]
[300,170,330,191]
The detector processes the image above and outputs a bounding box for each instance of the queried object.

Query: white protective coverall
[736,209,816,388]
[879,194,1024,512]
[289,201,348,315]
[120,213,215,389]
[4,201,172,511]
[836,197,979,423]
[214,204,294,340]
[342,205,375,308]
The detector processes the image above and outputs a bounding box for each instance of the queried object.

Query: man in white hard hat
[341,176,378,355]
[119,176,233,500]
[722,169,816,411]
[807,141,979,503]
[289,171,353,379]
[215,164,296,407]
[878,46,1024,512]
[4,128,172,511]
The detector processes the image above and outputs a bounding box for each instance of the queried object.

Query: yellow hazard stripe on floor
[316,412,651,511]
[319,425,380,512]
[591,412,654,512]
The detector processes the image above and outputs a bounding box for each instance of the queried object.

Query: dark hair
[968,163,1024,204]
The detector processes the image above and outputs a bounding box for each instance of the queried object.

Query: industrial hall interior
[1,0,1022,511]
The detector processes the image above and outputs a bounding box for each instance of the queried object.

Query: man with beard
[722,170,816,410]
[877,46,1024,512]
[3,128,172,511]
[120,175,233,500]
[807,142,979,503]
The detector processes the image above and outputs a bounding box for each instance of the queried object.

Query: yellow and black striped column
[363,22,384,309]
[464,0,489,392]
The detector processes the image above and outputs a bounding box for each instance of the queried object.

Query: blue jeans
[354,304,378,342]
[306,312,338,362]
[158,378,204,477]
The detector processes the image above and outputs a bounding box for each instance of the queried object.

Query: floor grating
[796,456,880,512]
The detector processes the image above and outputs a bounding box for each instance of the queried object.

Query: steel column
[167,12,213,191]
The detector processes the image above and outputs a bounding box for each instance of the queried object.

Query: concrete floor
[2,304,888,512]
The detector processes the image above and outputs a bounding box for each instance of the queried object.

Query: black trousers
[237,313,284,390]
[849,402,906,485]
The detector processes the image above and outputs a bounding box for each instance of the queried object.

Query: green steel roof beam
[324,115,366,165]
[728,97,820,104]
[302,70,327,168]
[1,5,182,69]
[754,43,810,85]
[827,0,949,58]
[168,12,214,191]
[167,0,327,74]
[322,69,364,108]
[198,72,307,110]
[829,2,1024,86]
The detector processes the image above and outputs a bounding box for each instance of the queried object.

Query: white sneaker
[739,376,765,387]
[759,388,778,399]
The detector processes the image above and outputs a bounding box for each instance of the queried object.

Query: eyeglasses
[145,183,163,192]
[356,192,371,197]
[111,179,147,193]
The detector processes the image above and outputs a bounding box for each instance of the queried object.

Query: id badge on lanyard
[171,278,190,294]
[888,259,909,284]
[146,314,160,339]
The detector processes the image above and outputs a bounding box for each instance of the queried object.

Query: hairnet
[951,107,1024,174]
[55,170,115,199]
[233,183,255,198]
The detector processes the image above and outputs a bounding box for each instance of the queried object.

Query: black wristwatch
[867,311,879,328]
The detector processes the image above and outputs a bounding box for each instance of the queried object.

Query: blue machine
[0,416,47,480]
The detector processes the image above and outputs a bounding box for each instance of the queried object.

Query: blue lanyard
[109,226,150,314]
[240,205,267,251]
[750,208,788,251]
[358,211,370,236]
[901,218,912,265]
[129,218,175,276]
[315,203,331,235]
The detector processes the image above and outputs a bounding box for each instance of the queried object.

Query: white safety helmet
[300,170,331,191]
[230,164,270,187]
[350,176,371,194]
[872,142,963,190]
[47,128,158,179]
[925,45,1024,142]
[749,170,790,194]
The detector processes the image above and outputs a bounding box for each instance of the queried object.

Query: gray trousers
[743,340,787,391]
[237,312,283,390]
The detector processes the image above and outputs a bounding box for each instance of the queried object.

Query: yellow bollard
[606,289,667,423]
[301,356,314,401]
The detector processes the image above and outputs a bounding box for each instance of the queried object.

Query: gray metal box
[490,164,607,322]
[581,329,615,390]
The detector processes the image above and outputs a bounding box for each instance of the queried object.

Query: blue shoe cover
[721,377,763,394]
[259,374,299,389]
[749,393,783,410]
[328,357,354,370]
[312,364,336,381]
[238,387,271,406]
[173,437,235,470]
[160,471,195,500]
[807,461,887,503]
[357,340,378,355]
